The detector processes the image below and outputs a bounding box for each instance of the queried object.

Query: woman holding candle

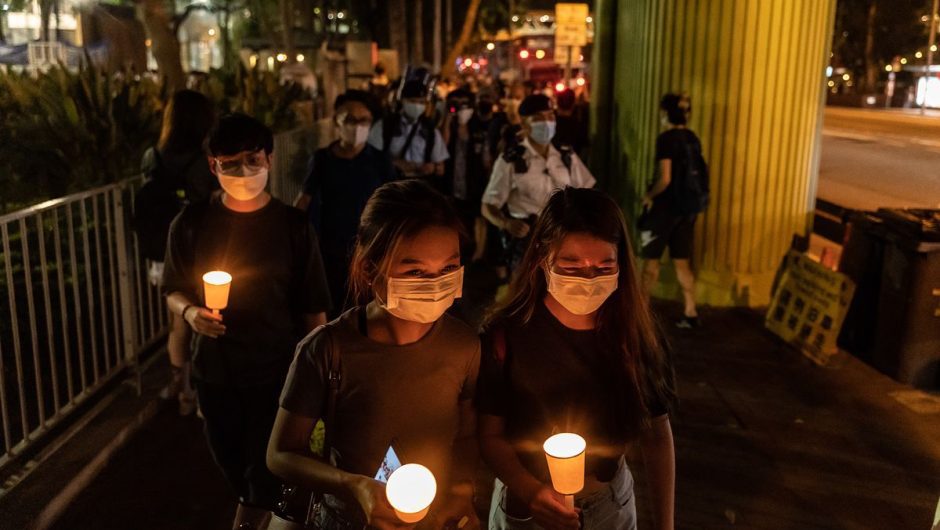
[267,180,481,530]
[163,114,332,530]
[478,187,677,530]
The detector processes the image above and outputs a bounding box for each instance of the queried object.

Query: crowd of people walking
[136,68,710,530]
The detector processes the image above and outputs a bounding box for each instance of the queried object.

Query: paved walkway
[10,299,940,530]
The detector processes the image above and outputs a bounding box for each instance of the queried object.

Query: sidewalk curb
[32,397,162,530]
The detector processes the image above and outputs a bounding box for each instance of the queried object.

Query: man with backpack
[481,94,595,272]
[367,79,449,187]
[640,92,710,329]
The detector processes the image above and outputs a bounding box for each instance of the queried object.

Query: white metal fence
[0,123,331,475]
[0,178,166,473]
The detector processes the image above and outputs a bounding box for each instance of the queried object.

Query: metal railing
[0,178,166,472]
[0,123,332,474]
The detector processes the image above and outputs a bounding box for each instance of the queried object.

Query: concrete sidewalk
[8,302,940,530]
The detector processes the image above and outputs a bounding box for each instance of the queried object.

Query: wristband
[181,304,194,321]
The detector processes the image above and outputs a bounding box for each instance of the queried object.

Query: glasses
[213,150,267,174]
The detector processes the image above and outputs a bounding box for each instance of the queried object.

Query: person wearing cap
[368,79,449,185]
[481,94,596,271]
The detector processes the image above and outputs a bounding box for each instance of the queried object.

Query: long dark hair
[485,187,676,436]
[158,90,215,154]
[348,180,467,306]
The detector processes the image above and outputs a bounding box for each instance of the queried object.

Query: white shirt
[482,137,595,218]
[368,116,450,165]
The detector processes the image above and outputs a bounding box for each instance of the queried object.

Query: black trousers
[194,378,284,510]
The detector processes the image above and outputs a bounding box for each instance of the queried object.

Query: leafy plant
[0,62,162,212]
[0,61,309,213]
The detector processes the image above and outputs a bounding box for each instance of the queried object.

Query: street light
[885,65,893,72]
[917,51,925,58]
[842,73,851,81]
[535,49,546,59]
[486,42,495,51]
[519,50,530,60]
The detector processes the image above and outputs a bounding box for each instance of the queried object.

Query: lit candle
[543,433,586,510]
[385,463,437,523]
[202,271,232,315]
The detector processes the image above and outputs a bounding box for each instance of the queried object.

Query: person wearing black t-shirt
[442,88,499,262]
[478,188,677,530]
[641,93,703,329]
[294,91,395,317]
[163,114,331,530]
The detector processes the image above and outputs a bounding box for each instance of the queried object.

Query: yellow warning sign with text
[765,251,856,365]
[555,3,589,47]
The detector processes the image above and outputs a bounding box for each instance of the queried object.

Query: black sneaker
[676,316,700,329]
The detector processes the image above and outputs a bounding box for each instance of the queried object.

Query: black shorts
[639,205,697,260]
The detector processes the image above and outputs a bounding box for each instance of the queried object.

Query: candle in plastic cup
[385,463,437,523]
[202,271,232,313]
[544,432,586,508]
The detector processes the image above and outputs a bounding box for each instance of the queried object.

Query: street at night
[821,107,940,209]
[0,1,938,530]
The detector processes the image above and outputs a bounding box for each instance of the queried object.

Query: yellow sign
[554,45,581,65]
[764,251,855,365]
[555,3,589,47]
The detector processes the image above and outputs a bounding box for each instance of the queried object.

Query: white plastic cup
[202,271,232,315]
[385,463,437,523]
[543,433,586,508]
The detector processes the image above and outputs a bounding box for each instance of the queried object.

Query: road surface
[819,107,940,210]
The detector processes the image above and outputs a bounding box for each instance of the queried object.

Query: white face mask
[340,124,370,147]
[457,108,474,125]
[378,267,464,324]
[545,269,618,315]
[218,168,268,201]
[403,102,426,121]
[528,120,556,145]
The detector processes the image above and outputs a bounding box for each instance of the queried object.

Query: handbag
[275,326,343,527]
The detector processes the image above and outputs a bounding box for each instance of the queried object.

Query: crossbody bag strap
[323,326,341,461]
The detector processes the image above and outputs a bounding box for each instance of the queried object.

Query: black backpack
[133,150,198,261]
[672,135,710,215]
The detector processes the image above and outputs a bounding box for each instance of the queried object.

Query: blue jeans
[488,458,637,530]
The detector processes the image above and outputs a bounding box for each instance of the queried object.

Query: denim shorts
[488,458,637,530]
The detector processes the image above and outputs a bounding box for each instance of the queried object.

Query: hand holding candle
[385,463,437,523]
[543,433,586,510]
[202,271,232,316]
